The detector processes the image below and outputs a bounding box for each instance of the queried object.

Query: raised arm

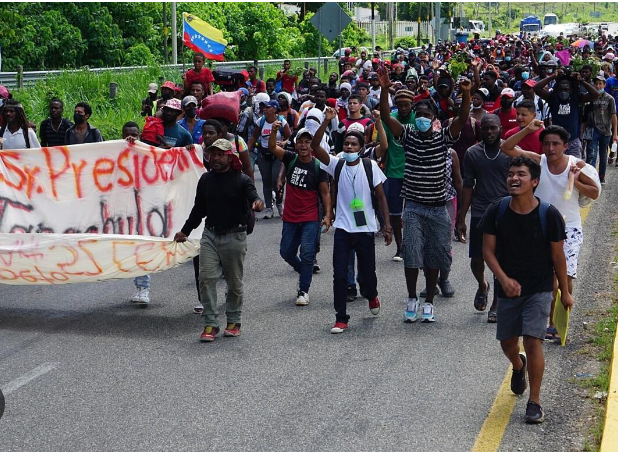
[310,107,337,165]
[449,77,472,139]
[577,72,601,103]
[500,119,544,163]
[533,71,557,101]
[378,67,403,138]
[373,110,389,160]
[268,120,287,160]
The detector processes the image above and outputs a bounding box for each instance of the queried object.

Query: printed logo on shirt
[163,136,178,147]
[290,167,308,188]
[557,103,571,116]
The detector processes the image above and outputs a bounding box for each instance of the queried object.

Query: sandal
[487,311,497,323]
[545,327,559,341]
[474,281,490,311]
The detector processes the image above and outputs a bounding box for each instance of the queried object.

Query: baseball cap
[147,83,158,93]
[339,82,352,92]
[475,88,490,99]
[263,99,280,111]
[594,74,607,82]
[604,52,615,60]
[523,79,537,88]
[0,86,10,98]
[207,138,233,153]
[181,96,198,108]
[371,58,380,63]
[501,88,515,98]
[163,98,182,111]
[238,87,250,96]
[253,92,270,105]
[161,80,176,91]
[346,122,365,134]
[295,127,314,140]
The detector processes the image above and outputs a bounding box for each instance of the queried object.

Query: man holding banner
[174,139,264,343]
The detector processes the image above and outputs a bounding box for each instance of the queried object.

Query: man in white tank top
[501,121,600,341]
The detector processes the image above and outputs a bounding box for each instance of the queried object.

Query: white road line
[2,362,59,396]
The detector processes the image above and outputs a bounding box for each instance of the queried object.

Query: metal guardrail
[0,57,341,89]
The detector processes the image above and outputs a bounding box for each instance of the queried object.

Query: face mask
[599,88,606,94]
[472,104,483,110]
[73,113,85,125]
[505,56,512,61]
[497,50,502,54]
[558,91,570,101]
[185,107,196,119]
[415,117,432,132]
[240,101,247,109]
[522,71,530,80]
[547,68,554,74]
[343,152,359,163]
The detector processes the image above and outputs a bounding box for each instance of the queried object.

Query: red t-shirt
[184,68,214,91]
[504,126,543,154]
[276,71,298,94]
[494,107,518,139]
[483,94,502,112]
[247,79,266,94]
[414,90,431,103]
[281,152,328,223]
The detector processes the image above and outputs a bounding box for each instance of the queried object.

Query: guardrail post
[258,66,265,80]
[323,59,329,75]
[304,62,309,70]
[17,66,23,89]
[158,75,165,85]
[109,82,118,99]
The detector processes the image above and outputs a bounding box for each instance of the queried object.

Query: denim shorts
[496,291,552,341]
[384,178,404,216]
[402,201,452,270]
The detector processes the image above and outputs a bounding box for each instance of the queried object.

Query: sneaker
[131,288,150,305]
[346,285,358,302]
[600,178,606,185]
[224,323,241,337]
[525,401,545,424]
[421,302,436,323]
[330,321,349,334]
[403,297,419,323]
[263,208,274,219]
[392,253,403,262]
[438,279,455,298]
[419,286,440,298]
[296,291,310,306]
[511,353,527,395]
[193,303,204,314]
[199,326,219,342]
[276,203,284,217]
[368,296,380,315]
[313,260,321,274]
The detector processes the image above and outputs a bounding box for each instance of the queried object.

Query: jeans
[257,154,283,208]
[586,133,611,179]
[133,274,151,289]
[279,221,321,293]
[333,229,378,323]
[199,228,247,328]
[249,149,259,172]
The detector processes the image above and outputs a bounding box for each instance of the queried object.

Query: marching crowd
[2,30,616,424]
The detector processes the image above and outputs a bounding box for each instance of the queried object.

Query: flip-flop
[545,326,559,341]
[487,311,497,323]
[474,281,490,311]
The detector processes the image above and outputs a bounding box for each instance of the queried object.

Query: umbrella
[571,38,593,48]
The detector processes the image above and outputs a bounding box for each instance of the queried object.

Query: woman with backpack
[247,99,292,219]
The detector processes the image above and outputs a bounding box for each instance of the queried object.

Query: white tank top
[535,154,581,229]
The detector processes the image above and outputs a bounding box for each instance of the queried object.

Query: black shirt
[479,198,567,298]
[181,169,260,235]
[39,118,73,147]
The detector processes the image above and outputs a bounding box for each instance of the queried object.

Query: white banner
[0,140,206,284]
[0,233,199,285]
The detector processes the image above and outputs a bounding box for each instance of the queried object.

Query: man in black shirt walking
[175,139,264,343]
[39,98,72,147]
[480,156,573,424]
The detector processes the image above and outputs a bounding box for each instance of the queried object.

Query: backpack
[495,196,550,239]
[0,124,31,148]
[285,154,321,181]
[332,158,377,216]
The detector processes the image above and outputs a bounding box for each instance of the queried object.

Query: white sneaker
[296,290,309,306]
[276,204,284,217]
[263,208,274,219]
[131,288,150,305]
[403,297,419,323]
[421,302,436,323]
[193,303,204,314]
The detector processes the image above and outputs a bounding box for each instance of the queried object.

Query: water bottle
[612,142,617,156]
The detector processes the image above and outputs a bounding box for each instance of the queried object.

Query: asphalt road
[0,165,616,451]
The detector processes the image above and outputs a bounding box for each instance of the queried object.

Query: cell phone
[353,211,367,227]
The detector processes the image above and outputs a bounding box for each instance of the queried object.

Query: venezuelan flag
[182,12,227,61]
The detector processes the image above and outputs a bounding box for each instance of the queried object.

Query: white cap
[347,122,366,134]
[253,93,270,105]
[181,95,199,108]
[147,83,158,93]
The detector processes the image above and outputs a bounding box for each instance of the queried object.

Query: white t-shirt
[324,155,386,233]
[2,127,41,150]
[258,116,287,149]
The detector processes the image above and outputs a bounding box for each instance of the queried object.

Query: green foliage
[393,36,418,49]
[124,44,157,67]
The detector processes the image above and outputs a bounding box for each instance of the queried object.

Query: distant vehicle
[543,14,558,27]
[520,15,542,34]
[469,20,485,33]
[539,23,579,38]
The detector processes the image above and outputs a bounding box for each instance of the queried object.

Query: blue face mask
[505,56,512,61]
[522,71,530,80]
[415,117,432,132]
[343,152,359,163]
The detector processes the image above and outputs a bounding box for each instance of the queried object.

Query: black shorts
[468,216,484,259]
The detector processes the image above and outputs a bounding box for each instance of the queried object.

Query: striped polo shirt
[398,124,456,206]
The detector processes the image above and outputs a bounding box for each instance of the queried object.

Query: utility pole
[435,2,441,43]
[163,2,168,64]
[417,2,422,45]
[488,1,492,37]
[372,2,376,51]
[387,2,394,50]
[507,2,510,30]
[171,1,177,65]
